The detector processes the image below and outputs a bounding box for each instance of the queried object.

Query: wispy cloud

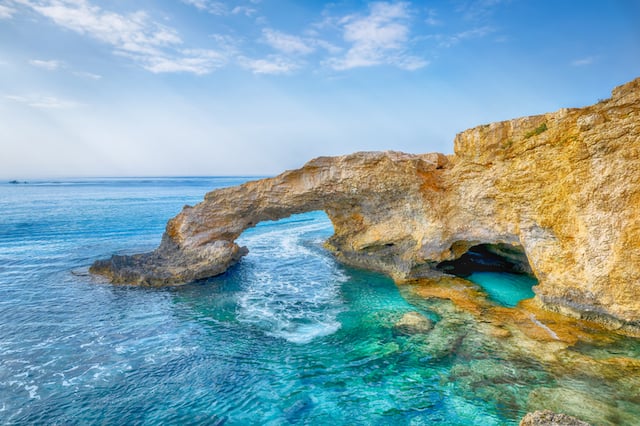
[428,26,494,48]
[262,28,314,55]
[0,4,16,19]
[5,94,81,109]
[16,0,226,75]
[396,55,429,71]
[231,6,256,17]
[182,0,256,16]
[181,0,225,15]
[327,2,427,71]
[313,39,341,55]
[139,49,227,75]
[73,70,102,80]
[239,55,299,75]
[457,0,506,21]
[29,59,64,70]
[424,8,442,26]
[571,56,595,67]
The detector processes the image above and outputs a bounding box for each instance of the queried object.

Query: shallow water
[1,178,639,425]
[467,272,536,307]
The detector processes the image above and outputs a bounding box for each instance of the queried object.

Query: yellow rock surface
[91,78,640,332]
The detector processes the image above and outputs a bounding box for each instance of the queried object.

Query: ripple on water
[2,180,640,425]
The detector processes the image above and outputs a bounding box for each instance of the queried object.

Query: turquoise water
[1,178,639,425]
[467,272,536,307]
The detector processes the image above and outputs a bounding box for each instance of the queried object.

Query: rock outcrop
[91,77,640,333]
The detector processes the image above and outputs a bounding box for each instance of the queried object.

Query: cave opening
[436,242,537,307]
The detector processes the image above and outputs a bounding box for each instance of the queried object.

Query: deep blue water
[1,178,638,425]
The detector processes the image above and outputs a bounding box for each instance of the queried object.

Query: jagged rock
[520,410,591,426]
[91,78,640,333]
[394,311,433,334]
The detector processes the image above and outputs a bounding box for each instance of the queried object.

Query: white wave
[268,319,342,344]
[235,213,345,344]
[25,384,40,400]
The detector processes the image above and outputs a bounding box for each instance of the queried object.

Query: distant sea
[1,178,639,425]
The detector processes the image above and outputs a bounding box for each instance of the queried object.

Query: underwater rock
[92,77,640,333]
[527,387,639,426]
[394,311,433,335]
[520,410,591,426]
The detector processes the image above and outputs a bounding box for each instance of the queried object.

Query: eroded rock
[91,77,640,333]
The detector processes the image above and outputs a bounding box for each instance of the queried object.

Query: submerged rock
[394,311,433,335]
[520,410,591,426]
[92,77,640,333]
[526,386,640,426]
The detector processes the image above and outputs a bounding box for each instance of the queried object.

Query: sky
[1,0,639,178]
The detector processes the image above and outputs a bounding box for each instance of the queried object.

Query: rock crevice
[91,78,640,333]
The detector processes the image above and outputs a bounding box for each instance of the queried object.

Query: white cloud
[181,0,225,14]
[571,56,594,67]
[182,0,255,16]
[0,4,16,19]
[16,0,226,75]
[239,55,299,75]
[5,94,81,109]
[140,49,226,75]
[313,39,342,55]
[28,59,64,70]
[327,2,427,71]
[73,71,102,80]
[396,55,429,71]
[181,0,208,10]
[231,6,256,16]
[209,33,242,54]
[262,28,314,55]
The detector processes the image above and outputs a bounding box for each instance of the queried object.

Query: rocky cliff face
[91,77,640,333]
[448,77,640,332]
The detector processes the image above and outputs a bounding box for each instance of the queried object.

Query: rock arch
[90,151,450,285]
[92,78,640,333]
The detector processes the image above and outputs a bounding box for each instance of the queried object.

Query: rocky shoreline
[91,77,640,334]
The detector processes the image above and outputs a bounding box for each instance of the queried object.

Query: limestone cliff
[91,77,640,333]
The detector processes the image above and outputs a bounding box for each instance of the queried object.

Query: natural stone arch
[91,151,449,285]
[91,78,640,333]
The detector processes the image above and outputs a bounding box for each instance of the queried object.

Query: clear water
[1,178,639,425]
[467,272,536,307]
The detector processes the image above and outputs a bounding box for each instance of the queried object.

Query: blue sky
[1,0,639,178]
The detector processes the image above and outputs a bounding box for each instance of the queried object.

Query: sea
[1,177,639,425]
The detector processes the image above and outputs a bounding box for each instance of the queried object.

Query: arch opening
[232,210,343,344]
[436,242,532,277]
